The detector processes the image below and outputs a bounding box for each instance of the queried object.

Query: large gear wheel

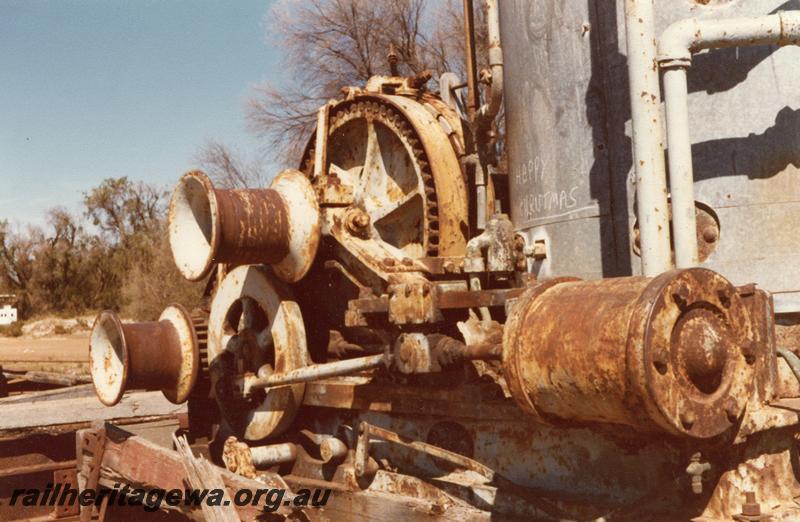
[302,94,469,258]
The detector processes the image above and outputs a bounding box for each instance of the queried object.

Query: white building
[0,295,17,325]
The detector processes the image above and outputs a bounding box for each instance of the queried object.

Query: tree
[82,177,202,319]
[1,177,203,321]
[84,177,163,247]
[246,0,486,164]
[0,220,41,317]
[31,208,93,312]
[195,139,269,189]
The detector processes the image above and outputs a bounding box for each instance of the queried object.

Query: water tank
[499,0,800,311]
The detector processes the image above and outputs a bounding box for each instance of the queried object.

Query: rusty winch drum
[167,169,320,284]
[89,304,200,406]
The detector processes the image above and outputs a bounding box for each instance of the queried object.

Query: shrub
[0,321,24,337]
[53,324,68,335]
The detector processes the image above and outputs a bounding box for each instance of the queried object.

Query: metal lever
[243,354,388,394]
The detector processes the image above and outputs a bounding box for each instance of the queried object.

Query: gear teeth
[190,309,210,391]
[300,97,441,257]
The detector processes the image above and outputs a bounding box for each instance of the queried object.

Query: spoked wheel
[302,96,469,258]
[207,265,307,441]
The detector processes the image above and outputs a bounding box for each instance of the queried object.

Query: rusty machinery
[86,1,800,520]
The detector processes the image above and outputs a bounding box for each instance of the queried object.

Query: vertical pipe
[623,0,672,276]
[462,0,479,122]
[479,0,503,122]
[656,11,800,267]
[662,66,699,267]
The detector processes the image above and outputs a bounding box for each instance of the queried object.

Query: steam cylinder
[503,268,756,438]
[499,1,800,311]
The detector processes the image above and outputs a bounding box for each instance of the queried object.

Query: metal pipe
[478,0,503,124]
[623,0,673,276]
[319,437,348,463]
[462,0,479,121]
[658,11,800,268]
[249,442,297,468]
[662,66,698,267]
[658,12,800,64]
[250,353,387,390]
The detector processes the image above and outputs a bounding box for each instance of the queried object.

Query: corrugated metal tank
[500,0,800,311]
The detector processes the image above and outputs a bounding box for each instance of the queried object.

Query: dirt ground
[0,315,92,370]
[0,333,88,363]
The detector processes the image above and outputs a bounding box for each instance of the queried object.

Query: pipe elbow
[478,63,504,122]
[466,230,492,259]
[658,18,699,67]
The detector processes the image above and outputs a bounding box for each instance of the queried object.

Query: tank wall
[500,0,800,308]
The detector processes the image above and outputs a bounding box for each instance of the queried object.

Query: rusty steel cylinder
[213,186,290,265]
[89,304,199,406]
[503,268,757,439]
[168,168,320,283]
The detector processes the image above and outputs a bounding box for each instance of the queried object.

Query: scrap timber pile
[5,0,800,520]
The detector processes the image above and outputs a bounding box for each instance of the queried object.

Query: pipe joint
[658,18,699,66]
[659,12,800,69]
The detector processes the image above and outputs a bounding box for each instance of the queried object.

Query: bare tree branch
[195,139,270,189]
[246,0,486,165]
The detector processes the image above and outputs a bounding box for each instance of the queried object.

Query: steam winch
[86,1,800,519]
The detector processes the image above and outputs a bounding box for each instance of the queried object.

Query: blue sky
[0,0,280,227]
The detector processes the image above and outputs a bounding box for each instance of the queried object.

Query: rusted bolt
[741,491,761,517]
[672,286,690,308]
[383,257,396,268]
[345,208,371,238]
[702,226,718,243]
[401,257,413,266]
